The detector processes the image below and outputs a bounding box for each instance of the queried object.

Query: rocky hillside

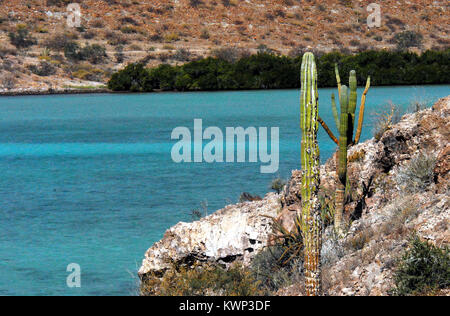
[139,96,449,296]
[1,0,449,93]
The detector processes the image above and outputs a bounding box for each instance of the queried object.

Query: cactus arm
[354,76,371,144]
[300,52,322,296]
[318,116,339,145]
[348,70,357,144]
[331,92,340,130]
[338,85,348,185]
[335,63,341,100]
[348,70,358,116]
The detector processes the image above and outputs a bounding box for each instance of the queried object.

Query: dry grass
[373,101,402,141]
[396,152,437,193]
[141,262,264,296]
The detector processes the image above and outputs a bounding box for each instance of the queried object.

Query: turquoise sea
[0,85,448,295]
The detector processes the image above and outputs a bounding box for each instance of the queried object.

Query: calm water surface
[0,85,448,295]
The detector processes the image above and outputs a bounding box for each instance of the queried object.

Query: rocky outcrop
[139,96,449,295]
[138,193,281,279]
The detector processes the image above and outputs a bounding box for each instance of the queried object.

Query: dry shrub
[348,149,365,163]
[396,152,436,193]
[141,263,264,296]
[373,101,402,141]
[380,197,419,238]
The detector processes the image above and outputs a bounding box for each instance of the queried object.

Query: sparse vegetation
[270,177,286,194]
[8,24,36,49]
[44,33,71,51]
[396,152,437,193]
[373,102,402,141]
[141,263,264,296]
[190,200,208,221]
[239,192,262,203]
[390,236,449,296]
[250,245,303,293]
[28,61,57,77]
[394,31,424,51]
[1,74,17,90]
[64,43,107,64]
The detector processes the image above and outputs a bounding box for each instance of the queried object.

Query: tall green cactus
[300,52,322,296]
[335,85,349,235]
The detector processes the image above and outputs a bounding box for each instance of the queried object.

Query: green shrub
[44,33,70,51]
[396,152,436,193]
[80,44,107,64]
[9,25,36,49]
[72,65,104,82]
[64,43,107,64]
[64,42,81,60]
[108,63,154,92]
[108,49,450,92]
[390,236,449,296]
[394,31,424,51]
[28,61,57,76]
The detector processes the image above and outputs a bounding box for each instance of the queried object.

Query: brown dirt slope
[0,0,449,92]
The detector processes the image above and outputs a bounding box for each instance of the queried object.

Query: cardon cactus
[300,52,322,296]
[317,64,371,235]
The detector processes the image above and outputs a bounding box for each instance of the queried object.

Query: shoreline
[1,83,449,97]
[0,88,111,97]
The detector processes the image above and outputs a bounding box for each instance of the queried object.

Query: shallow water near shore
[0,85,448,295]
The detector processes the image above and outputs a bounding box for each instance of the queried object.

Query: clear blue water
[0,85,448,295]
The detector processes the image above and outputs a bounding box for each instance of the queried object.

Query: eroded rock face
[138,193,281,279]
[434,144,450,193]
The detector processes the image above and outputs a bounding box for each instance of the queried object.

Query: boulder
[138,193,281,279]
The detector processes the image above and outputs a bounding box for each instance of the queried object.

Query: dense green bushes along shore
[108,49,450,92]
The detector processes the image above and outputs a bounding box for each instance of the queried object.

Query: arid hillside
[0,0,449,92]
